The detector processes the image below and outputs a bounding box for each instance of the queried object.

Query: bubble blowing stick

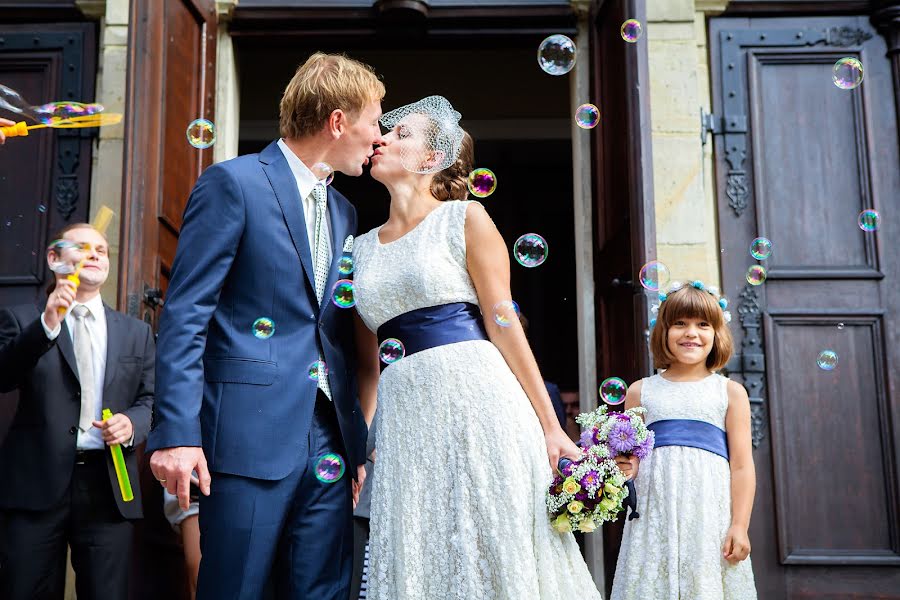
[101,408,134,502]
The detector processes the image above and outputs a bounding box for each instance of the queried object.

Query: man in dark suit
[0,222,155,599]
[147,52,381,600]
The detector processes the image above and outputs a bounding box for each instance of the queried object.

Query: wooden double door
[709,13,900,598]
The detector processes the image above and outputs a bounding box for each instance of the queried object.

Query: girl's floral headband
[650,280,732,327]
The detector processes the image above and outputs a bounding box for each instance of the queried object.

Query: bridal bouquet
[547,405,655,533]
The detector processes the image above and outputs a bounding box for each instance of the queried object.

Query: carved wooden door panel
[709,15,900,598]
[0,23,97,307]
[122,1,216,598]
[0,23,97,442]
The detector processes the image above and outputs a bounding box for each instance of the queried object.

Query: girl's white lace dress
[611,373,757,599]
[353,200,602,600]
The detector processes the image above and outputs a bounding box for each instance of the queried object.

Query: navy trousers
[196,393,353,600]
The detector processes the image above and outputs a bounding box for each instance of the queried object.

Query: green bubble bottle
[101,408,134,502]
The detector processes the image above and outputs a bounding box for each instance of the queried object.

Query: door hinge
[701,108,747,145]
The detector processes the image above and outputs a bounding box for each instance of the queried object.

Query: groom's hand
[150,446,212,510]
[352,464,366,509]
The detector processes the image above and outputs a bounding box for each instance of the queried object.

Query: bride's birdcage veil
[379,95,464,174]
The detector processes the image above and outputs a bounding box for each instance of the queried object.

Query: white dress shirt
[41,294,108,450]
[277,138,332,264]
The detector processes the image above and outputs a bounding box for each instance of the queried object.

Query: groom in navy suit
[147,52,384,599]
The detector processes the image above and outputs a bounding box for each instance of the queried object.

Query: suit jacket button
[69,426,77,435]
[75,391,81,398]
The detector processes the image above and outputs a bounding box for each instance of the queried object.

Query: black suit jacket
[0,303,155,519]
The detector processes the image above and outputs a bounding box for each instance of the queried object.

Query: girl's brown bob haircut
[650,284,734,372]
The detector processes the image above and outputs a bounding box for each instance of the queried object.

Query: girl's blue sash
[647,419,729,461]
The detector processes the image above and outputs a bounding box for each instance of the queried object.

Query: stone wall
[645,0,728,288]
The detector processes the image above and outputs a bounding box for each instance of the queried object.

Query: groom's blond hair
[279,52,385,139]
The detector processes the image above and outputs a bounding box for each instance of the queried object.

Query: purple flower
[592,428,604,445]
[562,461,576,476]
[580,428,595,448]
[580,470,600,489]
[634,432,655,459]
[608,420,637,453]
[575,491,588,501]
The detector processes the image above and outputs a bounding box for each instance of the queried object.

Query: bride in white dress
[351,96,606,600]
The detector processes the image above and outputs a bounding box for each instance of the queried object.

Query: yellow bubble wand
[102,408,134,502]
[1,113,123,139]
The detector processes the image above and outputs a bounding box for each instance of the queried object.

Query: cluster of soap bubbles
[47,239,92,274]
[746,237,771,286]
[33,102,105,125]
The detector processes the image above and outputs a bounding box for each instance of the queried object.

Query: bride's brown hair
[430,131,474,202]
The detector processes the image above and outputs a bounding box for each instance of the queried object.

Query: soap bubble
[575,103,600,129]
[312,162,335,186]
[599,377,628,405]
[746,265,766,286]
[639,261,670,291]
[338,255,354,275]
[833,57,863,90]
[620,19,643,43]
[513,234,549,268]
[538,34,576,76]
[379,338,405,365]
[816,349,838,371]
[307,360,328,381]
[314,453,345,483]
[252,317,275,339]
[331,280,355,308]
[467,168,497,198]
[857,209,880,232]
[186,119,216,149]
[750,237,772,260]
[493,300,518,328]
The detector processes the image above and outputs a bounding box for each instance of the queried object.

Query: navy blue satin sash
[376,302,488,368]
[648,419,730,461]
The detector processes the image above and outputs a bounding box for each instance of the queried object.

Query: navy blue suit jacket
[146,141,367,480]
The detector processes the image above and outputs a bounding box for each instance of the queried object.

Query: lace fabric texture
[611,374,757,600]
[353,200,603,600]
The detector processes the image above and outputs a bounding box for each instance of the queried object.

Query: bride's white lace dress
[353,200,602,600]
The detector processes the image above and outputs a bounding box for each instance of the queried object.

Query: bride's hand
[544,427,581,474]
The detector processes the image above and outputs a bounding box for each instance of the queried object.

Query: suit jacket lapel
[56,319,80,383]
[260,144,318,299]
[103,304,120,397]
[320,189,349,312]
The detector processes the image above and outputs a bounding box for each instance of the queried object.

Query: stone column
[569,0,604,587]
[76,0,130,307]
[215,0,240,164]
[646,0,729,287]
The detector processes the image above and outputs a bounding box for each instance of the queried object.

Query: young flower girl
[611,281,758,599]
